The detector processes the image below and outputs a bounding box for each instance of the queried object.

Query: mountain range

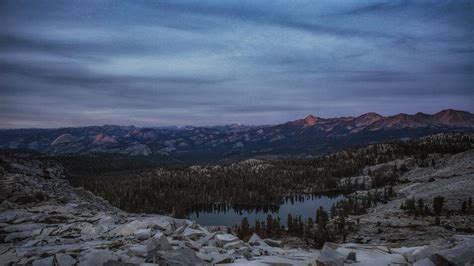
[1,109,473,161]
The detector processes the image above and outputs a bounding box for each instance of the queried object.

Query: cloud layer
[1,0,472,128]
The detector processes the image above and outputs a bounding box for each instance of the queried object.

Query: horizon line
[0,108,470,130]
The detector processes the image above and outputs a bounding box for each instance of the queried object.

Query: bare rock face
[303,115,319,127]
[55,253,77,266]
[51,134,78,146]
[93,133,118,144]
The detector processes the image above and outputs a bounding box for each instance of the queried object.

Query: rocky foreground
[1,151,473,265]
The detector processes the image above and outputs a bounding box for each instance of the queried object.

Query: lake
[188,194,345,227]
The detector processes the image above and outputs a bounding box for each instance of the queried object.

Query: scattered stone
[127,244,148,258]
[413,258,435,266]
[32,256,54,266]
[263,238,282,247]
[0,249,19,265]
[215,233,239,247]
[109,220,148,237]
[182,227,205,240]
[223,240,246,250]
[346,251,357,262]
[212,253,234,264]
[78,250,119,266]
[103,261,136,266]
[4,223,44,232]
[185,239,202,250]
[196,252,213,262]
[134,228,152,240]
[147,247,204,265]
[146,232,172,251]
[55,253,77,266]
[248,233,263,246]
[316,244,345,266]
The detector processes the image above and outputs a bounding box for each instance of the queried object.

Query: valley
[1,133,473,265]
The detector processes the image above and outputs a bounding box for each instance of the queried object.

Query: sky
[0,0,472,128]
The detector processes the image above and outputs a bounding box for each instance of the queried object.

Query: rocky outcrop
[51,134,78,146]
[0,152,320,265]
[93,134,118,145]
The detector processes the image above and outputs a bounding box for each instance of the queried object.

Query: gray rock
[127,245,148,258]
[55,253,77,266]
[248,233,263,245]
[413,258,435,266]
[346,251,357,262]
[185,239,201,250]
[32,256,54,266]
[430,254,454,266]
[196,252,213,262]
[148,217,173,232]
[0,249,19,265]
[199,246,222,254]
[195,232,216,247]
[223,240,246,250]
[215,233,239,247]
[212,254,234,264]
[134,229,152,240]
[78,250,119,266]
[182,227,205,240]
[110,220,148,237]
[263,238,282,247]
[5,229,41,242]
[433,235,474,265]
[103,261,137,266]
[316,244,345,266]
[146,232,172,251]
[4,223,44,232]
[147,247,204,266]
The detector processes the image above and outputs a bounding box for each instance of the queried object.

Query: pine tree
[433,196,445,216]
[315,206,328,228]
[266,214,273,235]
[287,214,293,232]
[240,217,250,239]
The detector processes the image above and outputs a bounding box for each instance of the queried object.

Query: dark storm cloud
[0,0,472,128]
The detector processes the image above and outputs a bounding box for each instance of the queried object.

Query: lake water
[188,194,345,227]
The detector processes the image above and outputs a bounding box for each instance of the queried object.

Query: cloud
[0,0,472,128]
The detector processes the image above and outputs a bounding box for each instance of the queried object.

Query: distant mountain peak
[303,115,319,127]
[433,109,474,127]
[51,134,77,146]
[361,112,383,118]
[93,133,117,144]
[352,112,383,127]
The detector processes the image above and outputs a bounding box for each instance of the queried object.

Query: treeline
[235,207,339,248]
[66,134,473,217]
[235,186,397,247]
[400,196,473,224]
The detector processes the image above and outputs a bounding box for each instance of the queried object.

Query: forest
[234,186,397,248]
[65,134,473,219]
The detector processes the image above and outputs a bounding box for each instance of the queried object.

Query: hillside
[0,109,473,162]
[1,134,473,265]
